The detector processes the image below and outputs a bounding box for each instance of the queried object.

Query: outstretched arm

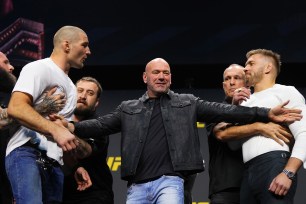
[268,100,302,123]
[232,90,302,123]
[50,114,92,159]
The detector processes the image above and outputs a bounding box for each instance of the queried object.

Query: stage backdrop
[96,88,306,204]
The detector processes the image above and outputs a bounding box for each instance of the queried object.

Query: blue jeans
[240,151,297,204]
[5,146,64,204]
[126,175,184,204]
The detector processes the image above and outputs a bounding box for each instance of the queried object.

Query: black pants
[240,151,297,204]
[210,189,240,204]
[184,174,197,204]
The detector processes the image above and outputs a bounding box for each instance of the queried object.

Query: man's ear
[265,63,273,74]
[143,72,147,83]
[94,100,99,109]
[63,41,70,53]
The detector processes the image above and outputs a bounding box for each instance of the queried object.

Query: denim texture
[126,175,184,204]
[5,146,63,204]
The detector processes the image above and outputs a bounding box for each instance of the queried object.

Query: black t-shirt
[206,101,245,198]
[129,98,177,184]
[62,114,114,204]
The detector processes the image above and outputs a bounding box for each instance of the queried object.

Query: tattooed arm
[34,86,66,116]
[0,106,13,128]
[0,86,66,129]
[50,114,92,159]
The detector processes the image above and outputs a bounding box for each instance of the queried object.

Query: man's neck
[254,81,275,93]
[73,114,83,122]
[50,53,70,75]
[253,76,276,93]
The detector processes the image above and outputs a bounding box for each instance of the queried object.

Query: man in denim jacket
[69,58,301,204]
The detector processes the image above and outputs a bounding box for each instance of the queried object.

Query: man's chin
[72,63,84,69]
[76,104,87,111]
[155,89,168,94]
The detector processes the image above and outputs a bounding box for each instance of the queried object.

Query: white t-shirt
[241,84,306,169]
[6,58,77,165]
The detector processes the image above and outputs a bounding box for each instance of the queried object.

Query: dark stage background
[2,0,306,66]
[1,0,306,90]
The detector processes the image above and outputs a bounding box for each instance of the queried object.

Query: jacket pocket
[171,100,191,108]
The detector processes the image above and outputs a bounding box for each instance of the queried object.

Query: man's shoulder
[22,58,50,71]
[121,98,142,106]
[273,84,302,96]
[274,83,296,91]
[170,91,196,100]
[24,58,48,66]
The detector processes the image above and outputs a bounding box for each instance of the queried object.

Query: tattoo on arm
[0,107,14,128]
[34,95,62,116]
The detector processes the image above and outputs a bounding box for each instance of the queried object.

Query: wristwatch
[282,169,295,180]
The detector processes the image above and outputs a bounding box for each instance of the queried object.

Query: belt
[245,150,290,168]
[22,140,60,168]
[22,140,40,149]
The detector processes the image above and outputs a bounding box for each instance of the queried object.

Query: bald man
[6,26,91,203]
[68,58,302,204]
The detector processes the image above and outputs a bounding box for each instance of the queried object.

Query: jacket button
[139,140,143,143]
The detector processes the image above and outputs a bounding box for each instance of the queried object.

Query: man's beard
[245,76,254,87]
[74,107,95,118]
[0,68,16,93]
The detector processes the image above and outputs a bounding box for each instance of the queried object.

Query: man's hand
[232,87,251,105]
[49,114,68,128]
[74,167,92,191]
[49,114,79,151]
[52,125,79,151]
[259,122,293,145]
[269,100,302,124]
[268,173,292,196]
[35,86,66,116]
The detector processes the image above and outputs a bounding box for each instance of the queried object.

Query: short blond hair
[246,49,281,76]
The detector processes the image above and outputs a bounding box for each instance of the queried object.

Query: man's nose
[158,72,165,79]
[9,64,14,73]
[78,92,87,99]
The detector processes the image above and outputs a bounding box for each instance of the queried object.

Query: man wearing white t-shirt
[6,26,91,203]
[214,49,306,203]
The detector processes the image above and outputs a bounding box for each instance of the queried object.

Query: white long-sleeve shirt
[241,84,306,168]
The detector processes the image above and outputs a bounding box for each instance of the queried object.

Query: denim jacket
[75,90,269,181]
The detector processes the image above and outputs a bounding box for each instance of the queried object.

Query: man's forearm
[214,122,261,141]
[74,136,92,159]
